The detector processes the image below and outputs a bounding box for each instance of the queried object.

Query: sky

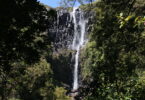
[37,0,61,7]
[37,0,80,8]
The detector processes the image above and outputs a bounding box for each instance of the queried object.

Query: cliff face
[47,9,74,88]
[47,7,95,89]
[48,7,95,51]
[49,8,74,51]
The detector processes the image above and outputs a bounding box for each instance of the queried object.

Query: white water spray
[71,7,88,91]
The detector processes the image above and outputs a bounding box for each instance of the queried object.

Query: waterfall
[49,7,88,92]
[70,7,88,91]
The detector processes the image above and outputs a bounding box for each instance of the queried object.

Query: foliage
[79,0,145,100]
[1,0,145,99]
[54,87,70,100]
[0,58,69,100]
[50,49,74,86]
[11,59,54,100]
[117,13,145,29]
[0,0,57,99]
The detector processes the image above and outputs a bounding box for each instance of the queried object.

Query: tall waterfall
[70,7,88,91]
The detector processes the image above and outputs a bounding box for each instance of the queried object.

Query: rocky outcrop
[49,8,74,51]
[48,7,95,51]
[47,7,95,90]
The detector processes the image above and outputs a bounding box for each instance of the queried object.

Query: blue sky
[37,0,81,8]
[37,0,61,7]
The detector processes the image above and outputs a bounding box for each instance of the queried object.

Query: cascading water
[50,7,88,93]
[70,7,88,91]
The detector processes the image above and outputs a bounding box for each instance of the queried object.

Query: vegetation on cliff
[0,0,145,100]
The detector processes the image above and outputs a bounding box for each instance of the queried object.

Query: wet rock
[48,7,94,52]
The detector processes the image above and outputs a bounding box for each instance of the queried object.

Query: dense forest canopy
[0,0,145,100]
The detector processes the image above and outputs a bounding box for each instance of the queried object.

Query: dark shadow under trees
[0,0,56,99]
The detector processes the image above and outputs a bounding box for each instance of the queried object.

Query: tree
[78,0,145,99]
[0,0,56,99]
